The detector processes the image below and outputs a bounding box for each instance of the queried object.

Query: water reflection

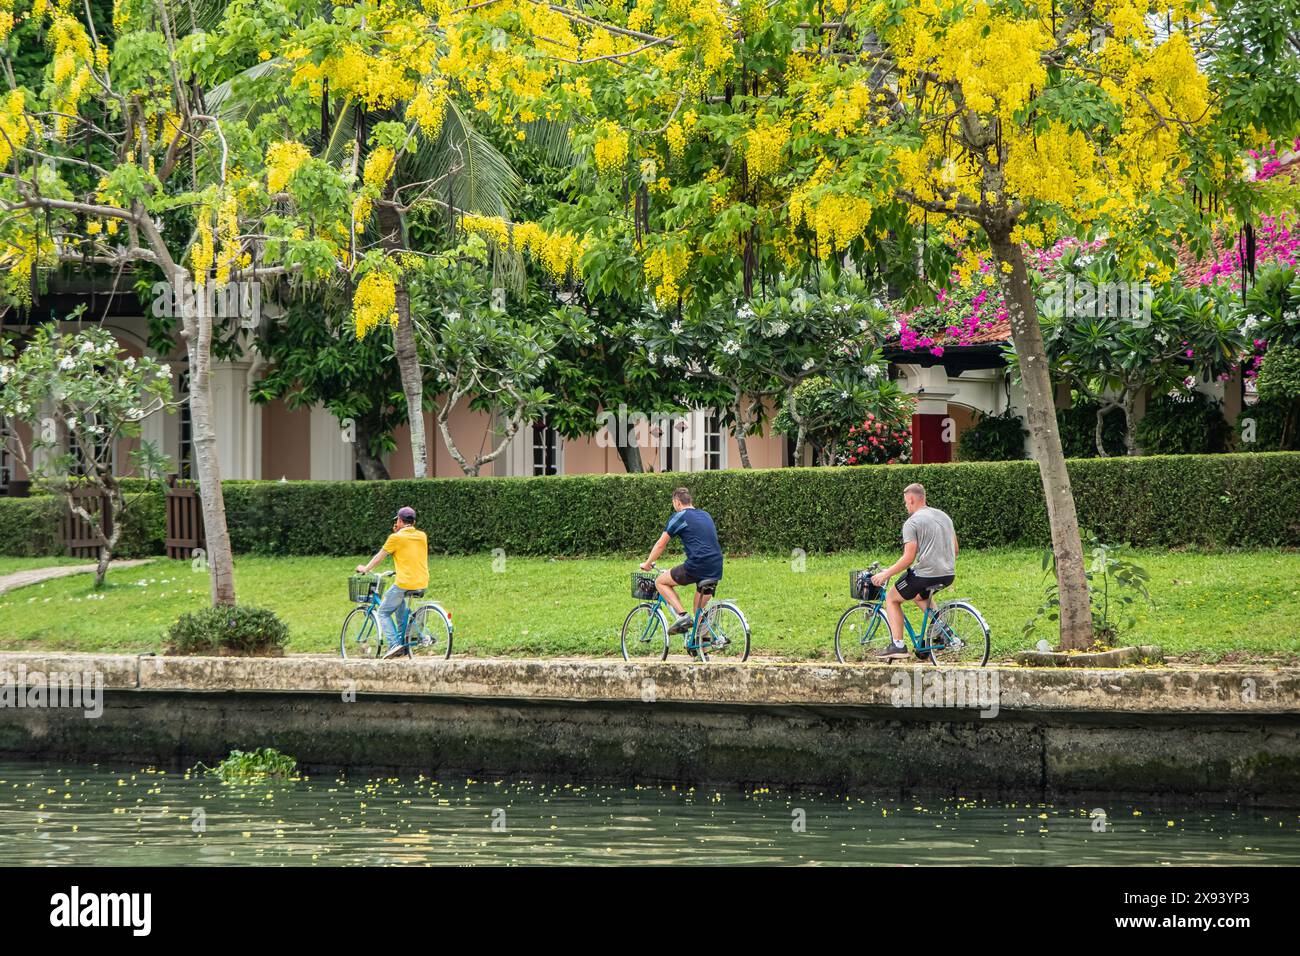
[0,762,1296,866]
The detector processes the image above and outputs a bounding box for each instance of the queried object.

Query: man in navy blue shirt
[641,487,724,635]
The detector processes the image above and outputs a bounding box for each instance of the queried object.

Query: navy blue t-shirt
[665,508,724,578]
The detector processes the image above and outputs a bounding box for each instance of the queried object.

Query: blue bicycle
[621,564,750,662]
[341,571,453,660]
[834,562,989,665]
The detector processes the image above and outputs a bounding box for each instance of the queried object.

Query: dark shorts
[670,564,721,594]
[895,569,954,600]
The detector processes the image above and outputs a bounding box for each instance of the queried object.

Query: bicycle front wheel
[927,602,991,667]
[408,604,454,660]
[834,603,891,663]
[621,603,669,661]
[700,601,750,662]
[340,606,384,659]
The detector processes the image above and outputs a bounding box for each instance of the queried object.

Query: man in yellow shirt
[355,506,430,657]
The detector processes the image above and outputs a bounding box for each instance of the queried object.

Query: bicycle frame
[859,594,947,655]
[358,582,449,650]
[639,592,720,650]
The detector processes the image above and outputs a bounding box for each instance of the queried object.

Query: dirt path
[0,559,154,596]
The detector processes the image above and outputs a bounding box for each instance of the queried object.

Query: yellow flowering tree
[440,0,1297,649]
[0,0,259,603]
[0,0,515,597]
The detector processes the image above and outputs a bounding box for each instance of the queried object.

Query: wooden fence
[165,474,205,560]
[61,488,111,560]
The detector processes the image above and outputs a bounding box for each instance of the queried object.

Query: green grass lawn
[0,548,1296,663]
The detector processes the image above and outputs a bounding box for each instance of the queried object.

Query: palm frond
[521,117,575,166]
[405,98,522,218]
[167,0,229,36]
[204,59,284,124]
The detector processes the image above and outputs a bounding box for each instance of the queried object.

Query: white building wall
[309,404,355,480]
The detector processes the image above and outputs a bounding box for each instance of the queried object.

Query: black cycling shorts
[670,564,720,595]
[895,569,954,600]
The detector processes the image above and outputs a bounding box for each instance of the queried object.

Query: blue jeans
[378,586,411,649]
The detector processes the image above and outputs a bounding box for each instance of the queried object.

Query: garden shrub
[1253,345,1300,449]
[1057,399,1126,458]
[957,409,1028,461]
[1237,397,1299,451]
[165,605,289,656]
[1135,393,1231,455]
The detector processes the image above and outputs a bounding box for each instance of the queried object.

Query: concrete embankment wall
[1,653,1298,806]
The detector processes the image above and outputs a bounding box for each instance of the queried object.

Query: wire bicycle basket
[631,571,658,600]
[348,574,381,603]
[850,563,884,601]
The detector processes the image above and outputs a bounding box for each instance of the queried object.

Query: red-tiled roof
[956,318,1012,345]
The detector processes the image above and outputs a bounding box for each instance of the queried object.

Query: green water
[1,761,1297,866]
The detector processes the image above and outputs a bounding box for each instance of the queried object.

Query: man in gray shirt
[870,482,958,660]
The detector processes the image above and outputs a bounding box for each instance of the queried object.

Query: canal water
[1,761,1296,865]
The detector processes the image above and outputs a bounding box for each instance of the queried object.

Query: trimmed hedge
[4,454,1298,558]
[0,496,63,556]
[0,486,165,558]
[220,452,1300,556]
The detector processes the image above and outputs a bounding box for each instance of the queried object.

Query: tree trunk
[1122,388,1141,456]
[988,234,1094,650]
[1095,405,1110,458]
[92,492,119,588]
[616,441,645,473]
[375,204,427,479]
[735,428,752,468]
[353,415,391,480]
[733,391,753,468]
[183,291,237,605]
[785,389,807,465]
[393,285,428,479]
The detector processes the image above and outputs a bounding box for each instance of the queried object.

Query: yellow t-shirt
[383,527,429,591]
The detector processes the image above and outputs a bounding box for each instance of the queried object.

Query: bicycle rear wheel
[699,601,750,662]
[834,603,891,663]
[408,604,453,659]
[340,606,384,659]
[621,603,669,661]
[927,602,991,666]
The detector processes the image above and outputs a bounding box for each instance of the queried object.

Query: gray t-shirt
[903,507,956,578]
